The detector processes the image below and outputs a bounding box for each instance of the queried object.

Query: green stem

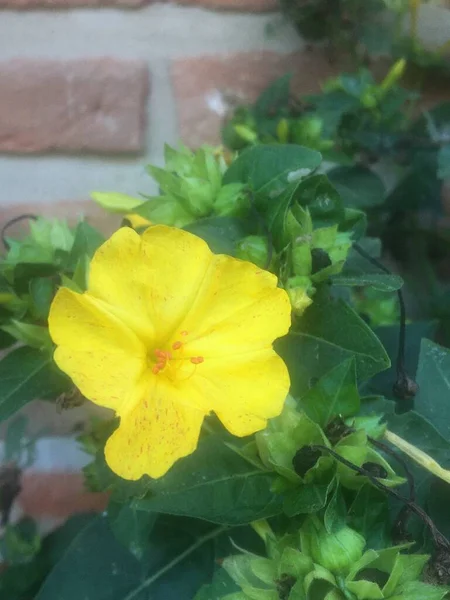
[384,429,450,485]
[124,524,228,600]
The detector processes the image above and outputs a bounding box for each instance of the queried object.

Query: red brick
[171,50,339,147]
[173,0,278,11]
[0,59,149,153]
[19,473,109,519]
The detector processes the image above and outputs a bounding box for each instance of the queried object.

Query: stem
[368,435,415,502]
[124,525,228,600]
[384,429,450,486]
[310,444,450,550]
[1,214,37,250]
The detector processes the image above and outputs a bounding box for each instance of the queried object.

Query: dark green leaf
[108,501,156,560]
[277,293,390,396]
[0,347,69,422]
[223,144,322,206]
[253,74,292,120]
[348,485,391,549]
[283,481,334,518]
[298,358,359,427]
[67,221,105,271]
[36,515,221,600]
[184,217,250,254]
[414,339,450,440]
[324,483,347,534]
[194,569,239,600]
[363,321,437,399]
[385,151,442,213]
[132,437,283,525]
[29,277,55,320]
[328,166,386,208]
[332,272,403,292]
[438,144,450,180]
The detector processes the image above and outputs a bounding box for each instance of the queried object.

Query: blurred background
[0,0,449,531]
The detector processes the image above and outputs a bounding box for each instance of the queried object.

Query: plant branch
[353,243,418,399]
[123,525,229,600]
[310,444,450,551]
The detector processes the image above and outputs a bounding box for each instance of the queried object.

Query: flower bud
[286,276,313,316]
[302,517,365,575]
[236,236,270,269]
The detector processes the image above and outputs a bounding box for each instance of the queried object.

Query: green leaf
[298,358,359,427]
[36,515,222,600]
[67,221,105,271]
[364,321,437,398]
[223,145,322,206]
[184,217,250,255]
[348,485,391,550]
[328,166,386,208]
[0,347,69,422]
[194,569,239,600]
[108,501,157,560]
[414,339,450,441]
[133,437,283,525]
[324,483,347,534]
[283,480,334,517]
[253,74,292,121]
[332,271,403,292]
[277,293,390,396]
[90,191,143,213]
[437,144,450,180]
[29,277,55,320]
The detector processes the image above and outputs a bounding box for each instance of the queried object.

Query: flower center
[150,330,204,378]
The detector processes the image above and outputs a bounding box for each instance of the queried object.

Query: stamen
[190,356,204,365]
[172,341,182,350]
[152,365,161,375]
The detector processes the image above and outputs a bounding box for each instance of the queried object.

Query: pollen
[172,341,182,350]
[190,356,204,365]
[181,330,188,336]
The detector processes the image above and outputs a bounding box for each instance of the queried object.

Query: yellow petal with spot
[105,378,205,480]
[179,254,291,357]
[188,348,290,436]
[49,287,147,414]
[88,225,213,345]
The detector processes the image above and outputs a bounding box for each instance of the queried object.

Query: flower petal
[49,287,147,414]
[104,378,205,480]
[88,225,213,345]
[178,254,291,357]
[189,348,290,436]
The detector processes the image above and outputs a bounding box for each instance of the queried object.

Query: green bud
[286,276,313,316]
[301,517,365,575]
[292,244,312,277]
[379,58,406,95]
[276,118,290,143]
[236,236,270,269]
[361,89,378,109]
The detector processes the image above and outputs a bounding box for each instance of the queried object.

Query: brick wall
[0,0,449,525]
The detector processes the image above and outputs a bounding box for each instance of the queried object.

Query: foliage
[1,129,450,598]
[278,0,450,77]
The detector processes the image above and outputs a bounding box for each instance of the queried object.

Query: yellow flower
[49,225,291,480]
